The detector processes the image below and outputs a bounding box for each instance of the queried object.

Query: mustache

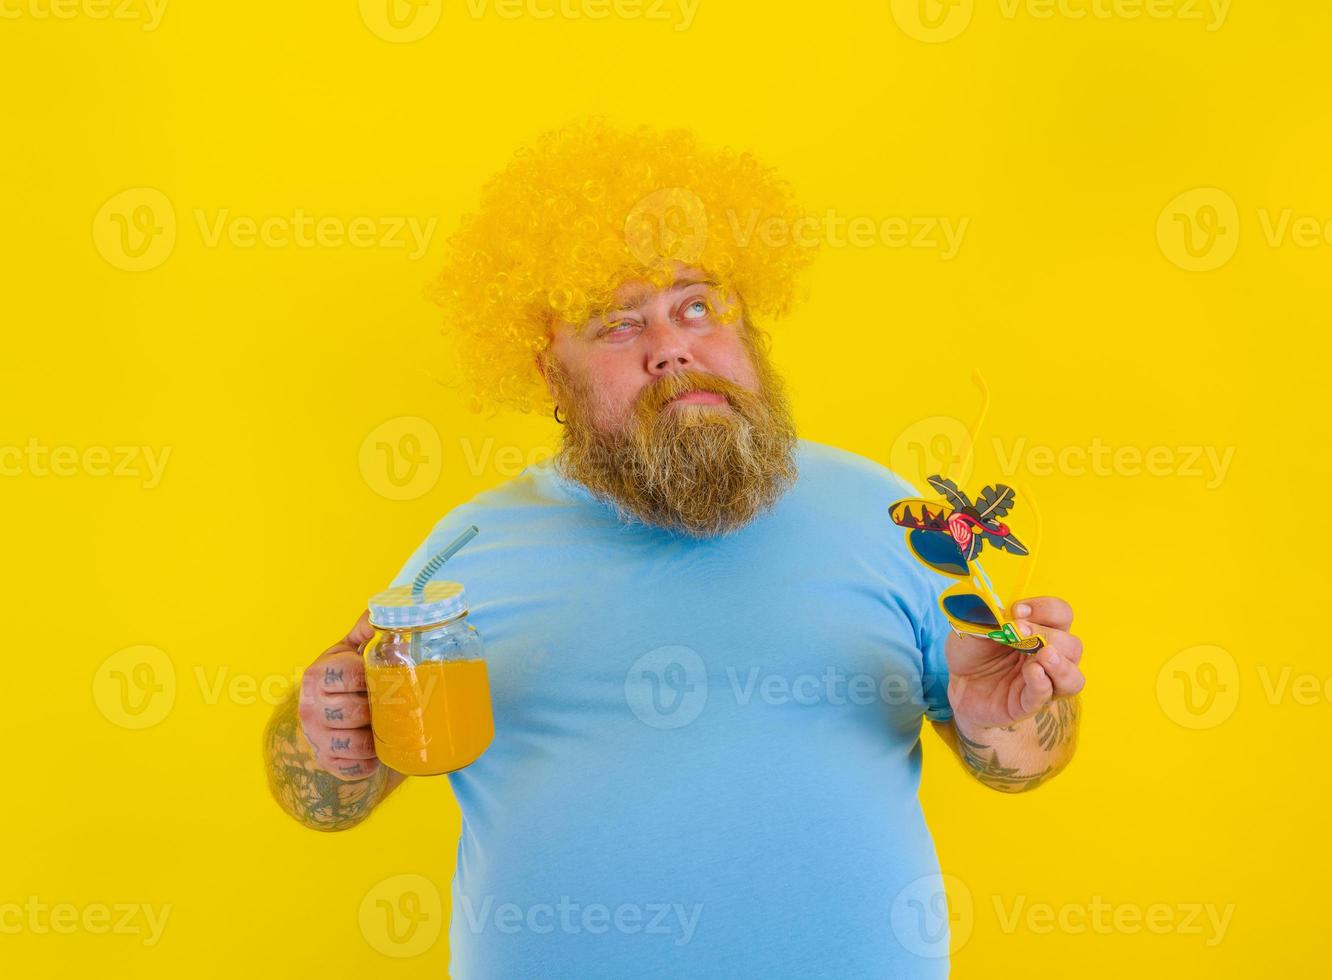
[636,369,749,414]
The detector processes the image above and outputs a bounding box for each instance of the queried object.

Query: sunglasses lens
[909,530,969,576]
[942,593,1001,628]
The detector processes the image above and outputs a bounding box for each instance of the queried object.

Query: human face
[537,264,799,539]
[543,265,761,436]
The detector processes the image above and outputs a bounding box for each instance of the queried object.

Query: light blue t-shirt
[389,437,956,979]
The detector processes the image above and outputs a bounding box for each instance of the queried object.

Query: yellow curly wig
[424,117,818,417]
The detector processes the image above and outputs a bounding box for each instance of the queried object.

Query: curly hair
[423,117,818,417]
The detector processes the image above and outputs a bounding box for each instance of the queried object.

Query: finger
[314,651,367,693]
[317,692,371,729]
[1011,596,1073,631]
[343,610,376,653]
[1015,622,1083,665]
[1033,644,1086,697]
[324,727,377,760]
[326,756,380,782]
[1018,657,1053,716]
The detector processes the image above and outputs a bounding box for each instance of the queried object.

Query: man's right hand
[298,611,382,782]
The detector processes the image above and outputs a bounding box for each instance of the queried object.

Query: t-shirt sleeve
[916,584,955,723]
[881,470,955,724]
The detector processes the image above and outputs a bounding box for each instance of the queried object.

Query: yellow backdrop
[2,1,1325,976]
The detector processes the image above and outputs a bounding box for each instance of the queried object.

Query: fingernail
[1048,652,1063,666]
[1017,622,1032,636]
[1014,603,1031,617]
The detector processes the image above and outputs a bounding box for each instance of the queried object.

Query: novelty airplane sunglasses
[889,476,1043,653]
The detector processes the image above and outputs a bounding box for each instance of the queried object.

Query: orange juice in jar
[364,580,494,776]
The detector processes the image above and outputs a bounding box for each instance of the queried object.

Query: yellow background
[2,1,1326,976]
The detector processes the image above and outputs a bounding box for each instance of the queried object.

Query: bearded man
[263,119,1086,979]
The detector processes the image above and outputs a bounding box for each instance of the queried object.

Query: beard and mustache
[544,329,799,539]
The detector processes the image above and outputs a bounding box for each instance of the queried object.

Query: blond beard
[547,331,798,539]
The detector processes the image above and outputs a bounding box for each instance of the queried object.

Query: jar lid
[368,581,467,628]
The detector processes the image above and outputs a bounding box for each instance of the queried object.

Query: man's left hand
[943,596,1085,728]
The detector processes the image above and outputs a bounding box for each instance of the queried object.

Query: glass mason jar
[362,581,494,776]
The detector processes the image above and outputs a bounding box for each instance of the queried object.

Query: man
[263,120,1084,978]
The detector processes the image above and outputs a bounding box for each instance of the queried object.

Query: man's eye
[601,321,636,337]
[682,299,709,319]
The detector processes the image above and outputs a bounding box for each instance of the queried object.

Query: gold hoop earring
[554,404,565,425]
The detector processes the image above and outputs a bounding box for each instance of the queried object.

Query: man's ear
[534,346,560,403]
[535,318,572,404]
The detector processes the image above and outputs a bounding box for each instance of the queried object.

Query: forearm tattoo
[956,697,1080,793]
[262,690,387,831]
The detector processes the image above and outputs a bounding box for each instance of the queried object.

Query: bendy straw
[411,524,480,599]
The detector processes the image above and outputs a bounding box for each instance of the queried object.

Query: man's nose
[642,318,693,377]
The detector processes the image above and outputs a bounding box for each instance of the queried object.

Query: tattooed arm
[930,695,1081,793]
[262,612,407,831]
[927,596,1086,793]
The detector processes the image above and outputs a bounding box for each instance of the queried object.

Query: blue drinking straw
[411,524,480,600]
